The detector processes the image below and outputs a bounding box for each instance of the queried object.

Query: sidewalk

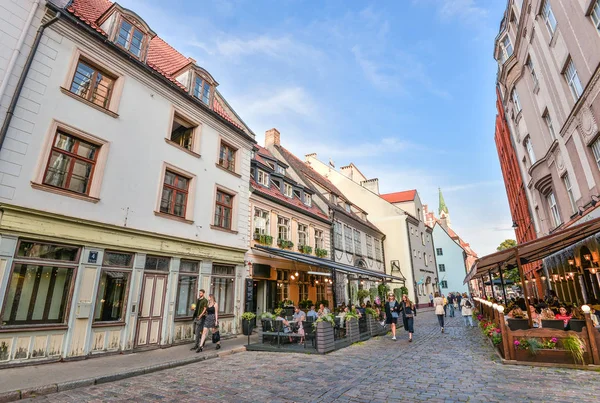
[0,334,257,402]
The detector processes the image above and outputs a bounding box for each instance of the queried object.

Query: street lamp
[582,305,591,313]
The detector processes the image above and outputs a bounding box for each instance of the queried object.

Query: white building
[0,0,254,366]
[431,223,469,295]
[306,156,437,307]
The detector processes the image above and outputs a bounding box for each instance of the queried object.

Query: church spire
[438,187,449,216]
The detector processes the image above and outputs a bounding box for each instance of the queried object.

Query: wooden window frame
[344,225,353,254]
[15,239,81,264]
[166,107,201,157]
[160,170,190,218]
[68,58,116,110]
[214,189,234,230]
[174,260,200,321]
[192,74,213,105]
[144,255,171,272]
[211,264,236,316]
[253,207,270,237]
[93,268,131,325]
[365,234,373,259]
[298,223,308,247]
[257,169,269,186]
[33,120,110,202]
[218,140,237,174]
[114,16,148,60]
[277,216,290,241]
[103,251,134,268]
[353,228,362,256]
[155,162,196,223]
[315,229,324,250]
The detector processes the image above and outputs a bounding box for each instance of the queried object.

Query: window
[418,251,422,259]
[547,192,561,227]
[299,283,309,302]
[305,193,312,206]
[315,229,324,250]
[345,203,352,213]
[344,225,353,253]
[257,169,269,186]
[278,216,290,241]
[253,208,270,236]
[218,142,236,173]
[69,59,115,109]
[214,190,233,229]
[316,283,327,302]
[43,131,98,195]
[564,59,584,100]
[193,75,211,105]
[526,57,539,89]
[421,232,425,246]
[175,260,199,319]
[277,269,289,301]
[116,19,144,57]
[541,0,557,35]
[439,264,446,272]
[2,241,80,326]
[512,89,522,114]
[543,110,556,140]
[334,221,343,249]
[563,174,577,214]
[211,265,235,315]
[375,239,382,261]
[145,255,170,271]
[441,280,448,289]
[94,251,133,323]
[298,223,308,247]
[525,138,536,164]
[500,35,513,62]
[353,229,362,255]
[424,252,428,266]
[169,113,196,151]
[591,137,600,170]
[436,248,443,256]
[160,170,189,218]
[365,235,373,259]
[277,166,286,175]
[283,183,293,198]
[592,0,600,33]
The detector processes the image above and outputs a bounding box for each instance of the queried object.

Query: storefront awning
[252,245,405,281]
[464,215,600,283]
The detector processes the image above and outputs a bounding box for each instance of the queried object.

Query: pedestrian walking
[197,294,221,352]
[442,294,448,317]
[190,289,208,352]
[433,292,445,333]
[460,293,474,327]
[448,293,455,317]
[429,292,434,307]
[385,293,401,340]
[400,294,417,342]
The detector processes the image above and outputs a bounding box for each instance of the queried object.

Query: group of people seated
[274,303,330,344]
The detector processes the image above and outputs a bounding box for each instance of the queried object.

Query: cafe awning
[252,245,405,281]
[464,215,600,283]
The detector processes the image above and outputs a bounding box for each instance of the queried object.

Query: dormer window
[116,19,144,58]
[193,75,211,105]
[284,183,293,198]
[257,169,269,186]
[305,194,312,206]
[345,203,352,213]
[277,166,285,175]
[331,194,337,204]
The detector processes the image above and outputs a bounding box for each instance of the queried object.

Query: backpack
[464,299,472,308]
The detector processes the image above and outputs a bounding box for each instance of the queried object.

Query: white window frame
[591,137,600,170]
[525,137,536,164]
[257,169,269,186]
[438,264,446,272]
[278,216,290,241]
[283,183,293,198]
[298,223,308,247]
[365,235,373,259]
[344,225,353,253]
[565,59,583,100]
[526,57,539,89]
[345,203,352,213]
[547,192,561,227]
[543,110,556,140]
[541,0,557,35]
[353,228,362,256]
[500,35,513,63]
[562,174,577,214]
[314,229,324,249]
[592,0,600,33]
[253,207,270,236]
[512,89,522,114]
[277,166,285,175]
[305,193,312,206]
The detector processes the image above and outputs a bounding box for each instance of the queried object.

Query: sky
[119,0,514,256]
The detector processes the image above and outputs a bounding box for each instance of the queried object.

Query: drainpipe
[329,207,337,307]
[0,10,61,151]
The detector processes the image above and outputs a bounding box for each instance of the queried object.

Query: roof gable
[380,190,417,203]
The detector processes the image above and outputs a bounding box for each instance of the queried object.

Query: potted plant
[563,334,586,365]
[241,312,256,336]
[315,248,328,258]
[357,289,370,304]
[298,244,313,254]
[258,234,273,245]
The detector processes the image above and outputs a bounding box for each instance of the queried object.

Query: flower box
[567,320,586,332]
[507,318,529,331]
[315,248,328,258]
[541,319,565,330]
[514,349,590,365]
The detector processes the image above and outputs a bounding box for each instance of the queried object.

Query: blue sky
[119,0,513,256]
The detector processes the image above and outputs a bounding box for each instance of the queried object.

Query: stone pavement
[0,334,255,402]
[18,311,600,402]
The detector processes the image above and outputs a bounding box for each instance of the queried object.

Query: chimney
[305,153,317,162]
[265,128,280,149]
[361,178,379,195]
[340,165,353,181]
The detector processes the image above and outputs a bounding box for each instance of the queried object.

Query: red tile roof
[380,190,416,203]
[250,178,329,221]
[67,0,243,130]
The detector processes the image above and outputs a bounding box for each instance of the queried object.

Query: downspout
[0,0,42,105]
[329,207,337,308]
[0,10,61,151]
[405,216,418,306]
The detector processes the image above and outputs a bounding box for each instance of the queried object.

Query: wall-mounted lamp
[591,194,600,207]
[540,276,547,281]
[568,258,575,266]
[584,254,592,262]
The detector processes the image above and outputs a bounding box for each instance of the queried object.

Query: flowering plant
[477,314,484,321]
[542,337,558,349]
[491,332,502,346]
[514,340,521,347]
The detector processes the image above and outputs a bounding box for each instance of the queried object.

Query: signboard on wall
[253,264,271,278]
[245,278,254,312]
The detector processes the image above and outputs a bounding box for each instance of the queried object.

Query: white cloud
[438,0,488,21]
[238,87,314,118]
[443,180,503,192]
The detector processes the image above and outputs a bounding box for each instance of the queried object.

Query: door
[135,273,167,348]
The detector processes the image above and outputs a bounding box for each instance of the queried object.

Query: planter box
[568,320,586,332]
[513,349,590,365]
[541,319,565,330]
[507,318,529,331]
[346,318,360,343]
[315,321,335,354]
[366,314,384,337]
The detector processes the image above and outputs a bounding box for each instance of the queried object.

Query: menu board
[245,278,254,312]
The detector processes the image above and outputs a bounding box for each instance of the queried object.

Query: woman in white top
[433,292,445,333]
[460,293,474,327]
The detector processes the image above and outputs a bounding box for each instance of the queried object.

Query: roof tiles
[380,190,417,203]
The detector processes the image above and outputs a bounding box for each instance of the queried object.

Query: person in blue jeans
[448,293,455,317]
[460,293,474,327]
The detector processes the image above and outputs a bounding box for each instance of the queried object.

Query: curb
[0,346,246,402]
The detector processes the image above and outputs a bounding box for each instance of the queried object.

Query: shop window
[94,270,129,322]
[144,255,170,271]
[175,260,200,319]
[211,265,235,315]
[17,240,79,262]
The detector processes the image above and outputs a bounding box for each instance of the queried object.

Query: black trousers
[193,317,206,347]
[437,314,444,328]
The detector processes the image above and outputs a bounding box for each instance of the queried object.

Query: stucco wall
[432,224,468,295]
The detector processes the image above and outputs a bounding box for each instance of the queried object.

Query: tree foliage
[497,239,517,251]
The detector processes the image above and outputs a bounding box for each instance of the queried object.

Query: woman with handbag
[433,292,445,333]
[384,293,401,340]
[197,294,221,352]
[400,294,416,342]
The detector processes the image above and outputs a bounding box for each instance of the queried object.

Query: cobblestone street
[24,312,600,403]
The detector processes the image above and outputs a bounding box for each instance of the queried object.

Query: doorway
[255,280,277,316]
[135,273,167,348]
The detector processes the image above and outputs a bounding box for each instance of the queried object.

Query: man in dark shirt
[190,289,208,352]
